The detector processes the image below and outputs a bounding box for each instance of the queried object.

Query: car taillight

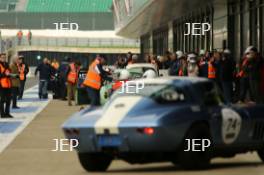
[73,129,80,135]
[144,127,154,135]
[64,129,80,135]
[137,127,155,135]
[65,129,72,135]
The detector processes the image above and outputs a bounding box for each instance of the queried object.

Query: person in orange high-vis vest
[18,62,25,81]
[83,57,102,106]
[51,59,60,70]
[10,56,21,109]
[66,61,81,106]
[17,30,23,45]
[83,56,112,106]
[17,56,29,100]
[0,53,13,118]
[208,57,216,79]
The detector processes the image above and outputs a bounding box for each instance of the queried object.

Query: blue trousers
[39,80,48,99]
[86,87,100,106]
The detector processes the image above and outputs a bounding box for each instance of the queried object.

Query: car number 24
[221,108,242,144]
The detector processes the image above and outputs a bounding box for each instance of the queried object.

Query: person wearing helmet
[199,50,205,56]
[112,70,130,91]
[142,69,157,79]
[187,53,199,77]
[176,50,184,59]
[127,54,138,65]
[118,70,130,80]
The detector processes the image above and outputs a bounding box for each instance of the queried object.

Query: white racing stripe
[95,96,142,134]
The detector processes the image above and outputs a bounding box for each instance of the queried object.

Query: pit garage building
[113,0,264,60]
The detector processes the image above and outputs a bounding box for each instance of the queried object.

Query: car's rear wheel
[78,152,112,172]
[177,123,211,170]
[257,148,264,162]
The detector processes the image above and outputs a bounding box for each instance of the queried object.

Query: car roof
[126,63,157,70]
[133,76,210,86]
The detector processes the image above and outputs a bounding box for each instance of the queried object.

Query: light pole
[66,1,71,23]
[41,2,45,29]
[92,3,95,30]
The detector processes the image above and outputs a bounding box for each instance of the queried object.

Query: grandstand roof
[26,0,112,12]
[0,0,18,11]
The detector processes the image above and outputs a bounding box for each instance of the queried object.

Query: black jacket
[220,57,235,82]
[35,63,52,80]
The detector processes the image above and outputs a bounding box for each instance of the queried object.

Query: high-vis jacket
[208,61,216,79]
[0,63,11,88]
[51,62,59,70]
[83,59,101,90]
[237,58,249,78]
[17,31,23,39]
[67,63,79,84]
[18,64,25,81]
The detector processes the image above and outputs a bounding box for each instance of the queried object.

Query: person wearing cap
[220,49,235,102]
[17,55,29,100]
[0,53,14,118]
[83,55,112,106]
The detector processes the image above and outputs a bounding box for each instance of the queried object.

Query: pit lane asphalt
[0,98,264,175]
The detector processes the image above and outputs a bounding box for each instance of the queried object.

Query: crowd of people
[17,30,32,46]
[142,46,264,104]
[34,55,113,107]
[0,53,29,118]
[37,48,263,107]
[1,45,263,118]
[34,57,81,106]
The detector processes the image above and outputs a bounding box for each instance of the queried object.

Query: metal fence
[1,36,139,51]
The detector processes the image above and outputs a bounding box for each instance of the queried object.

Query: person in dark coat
[58,57,70,100]
[35,58,52,99]
[168,53,180,76]
[220,49,235,102]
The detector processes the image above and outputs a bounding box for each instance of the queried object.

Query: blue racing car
[62,77,264,171]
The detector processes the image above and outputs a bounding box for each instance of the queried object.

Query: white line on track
[0,85,51,153]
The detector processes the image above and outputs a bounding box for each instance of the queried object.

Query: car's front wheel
[78,153,112,172]
[177,123,211,170]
